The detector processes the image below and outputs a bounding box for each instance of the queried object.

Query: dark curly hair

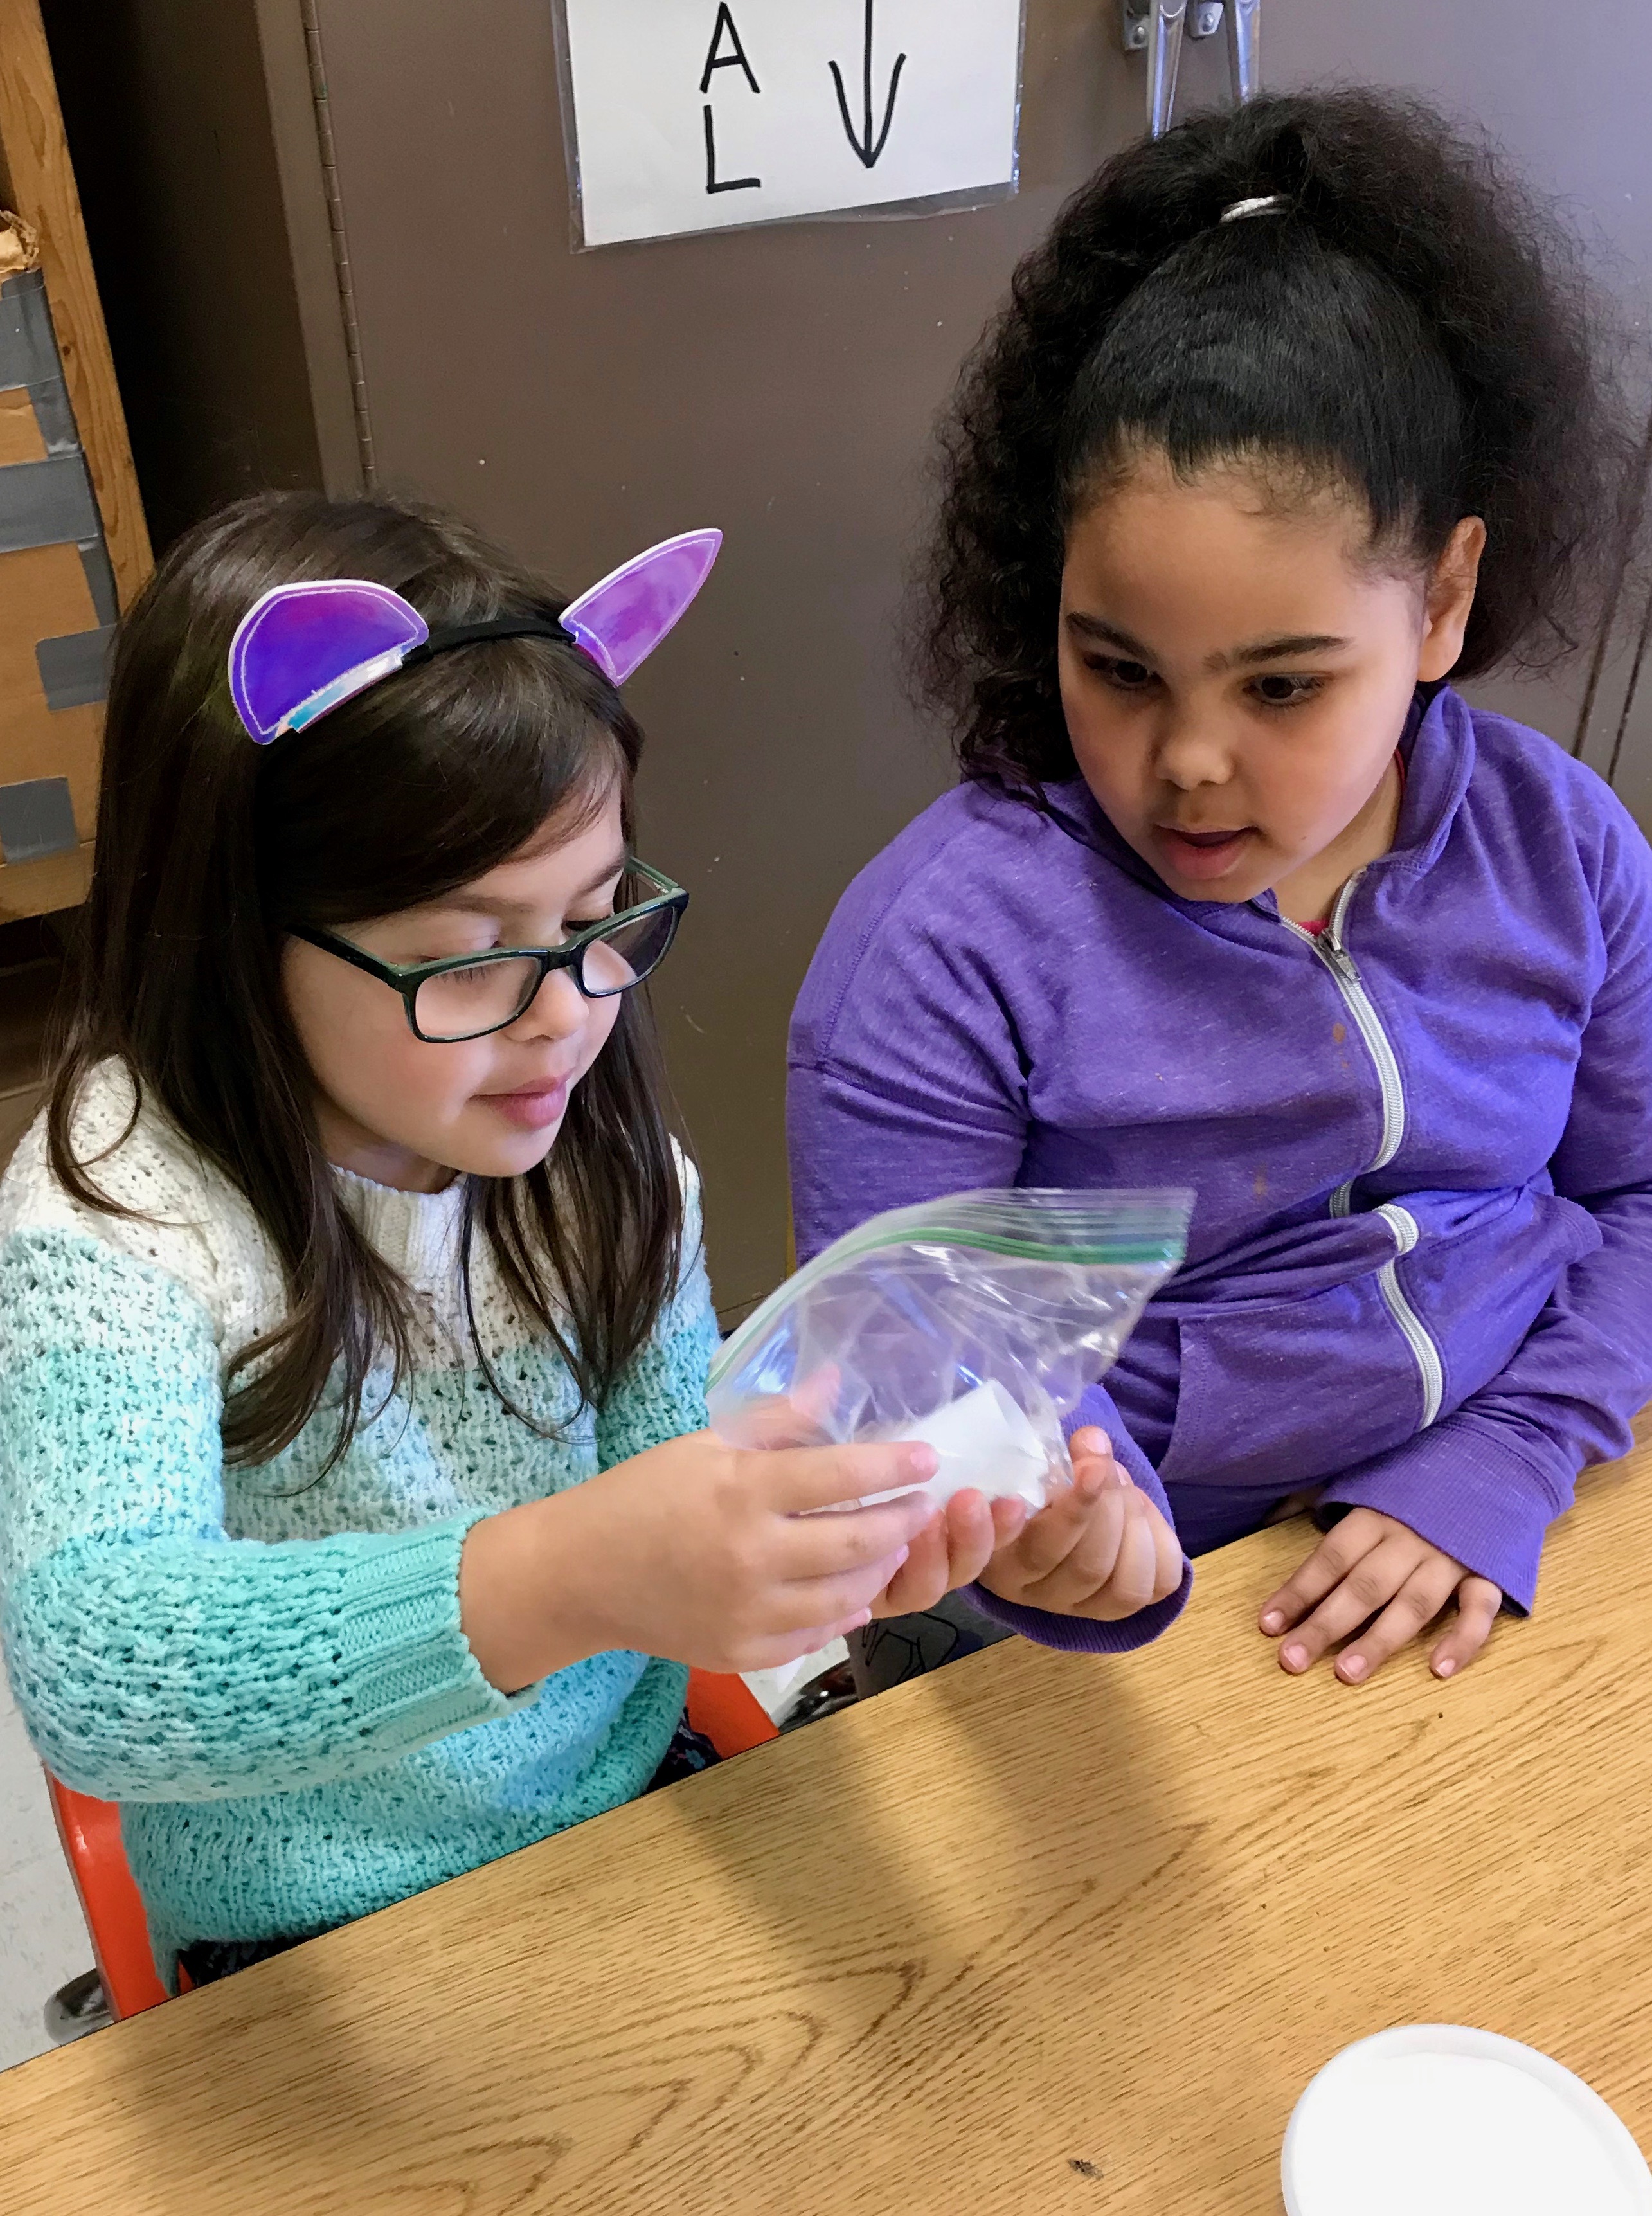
[917,89,1642,797]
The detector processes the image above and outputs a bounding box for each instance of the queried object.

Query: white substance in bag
[857,1382,1055,1513]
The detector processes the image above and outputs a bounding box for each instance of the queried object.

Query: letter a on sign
[701,4,761,95]
[557,0,1024,249]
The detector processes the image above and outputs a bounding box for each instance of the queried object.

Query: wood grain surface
[3,1417,1648,2215]
[0,0,152,608]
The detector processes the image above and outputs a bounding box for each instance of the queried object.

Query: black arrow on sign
[830,0,907,170]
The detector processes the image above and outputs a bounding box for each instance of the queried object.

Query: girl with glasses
[0,491,973,1990]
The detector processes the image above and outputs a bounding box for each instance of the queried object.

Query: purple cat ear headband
[226,528,723,744]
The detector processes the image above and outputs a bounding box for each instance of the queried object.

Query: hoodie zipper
[1279,872,1405,1216]
[1372,1203,1444,1427]
[1275,875,1443,1430]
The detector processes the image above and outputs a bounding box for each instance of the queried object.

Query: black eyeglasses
[293,860,688,1043]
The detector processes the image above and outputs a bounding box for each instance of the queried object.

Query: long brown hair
[49,491,687,1472]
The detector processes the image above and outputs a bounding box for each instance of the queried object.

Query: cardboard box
[0,539,100,918]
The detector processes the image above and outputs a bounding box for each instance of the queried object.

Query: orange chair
[47,1669,778,2023]
[683,1668,779,1763]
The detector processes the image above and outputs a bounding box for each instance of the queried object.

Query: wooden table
[4,1418,1649,2214]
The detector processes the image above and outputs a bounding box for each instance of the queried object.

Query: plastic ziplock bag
[708,1189,1193,1511]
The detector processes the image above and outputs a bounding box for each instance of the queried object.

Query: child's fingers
[1029,1491,1160,1621]
[1428,1576,1504,1681]
[1010,1489,1131,1613]
[991,1494,1032,1547]
[878,1494,1023,1617]
[780,1547,918,1635]
[1084,1491,1163,1618]
[769,1496,934,1593]
[1074,1495,1183,1617]
[878,1490,1001,1615]
[872,1512,951,1618]
[1066,1436,1121,1502]
[1331,1554,1465,1684]
[1274,1531,1421,1673]
[1258,1509,1389,1636]
[768,1439,939,1516]
[943,1488,1011,1591]
[1007,1467,1123,1585]
[1149,1499,1186,1603]
[1033,1481,1131,1598]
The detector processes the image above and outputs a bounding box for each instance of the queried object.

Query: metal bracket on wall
[1119,0,1259,133]
[1120,0,1219,44]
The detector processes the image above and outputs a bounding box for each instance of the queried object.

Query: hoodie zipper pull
[1324,937,1361,986]
[1323,871,1366,982]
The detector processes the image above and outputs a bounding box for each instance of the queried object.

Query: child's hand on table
[1259,1507,1504,1685]
[876,1425,1183,1623]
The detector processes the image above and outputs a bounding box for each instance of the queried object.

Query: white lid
[1283,2026,1652,2216]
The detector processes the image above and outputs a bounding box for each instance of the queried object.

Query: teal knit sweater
[0,1065,718,1976]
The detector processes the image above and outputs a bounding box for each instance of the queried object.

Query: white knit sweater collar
[334,1166,469,1291]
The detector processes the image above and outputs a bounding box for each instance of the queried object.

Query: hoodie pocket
[1156,1270,1427,1493]
[1155,1185,1600,1494]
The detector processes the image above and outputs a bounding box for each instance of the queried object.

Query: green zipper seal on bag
[710,1187,1194,1389]
[820,1223,1184,1266]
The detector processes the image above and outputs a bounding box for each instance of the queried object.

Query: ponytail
[919,89,1640,795]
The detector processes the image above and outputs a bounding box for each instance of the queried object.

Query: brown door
[1261,0,1652,807]
[45,0,1652,1314]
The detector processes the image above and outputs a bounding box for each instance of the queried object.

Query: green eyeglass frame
[292,859,688,1043]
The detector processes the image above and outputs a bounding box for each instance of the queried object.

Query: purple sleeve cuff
[966,1564,1194,1653]
[965,1383,1194,1655]
[1315,1414,1572,1614]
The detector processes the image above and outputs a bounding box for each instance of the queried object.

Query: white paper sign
[558,0,1024,249]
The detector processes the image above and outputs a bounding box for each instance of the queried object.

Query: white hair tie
[1221,194,1289,222]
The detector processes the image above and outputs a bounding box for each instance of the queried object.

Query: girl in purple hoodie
[789,91,1652,1690]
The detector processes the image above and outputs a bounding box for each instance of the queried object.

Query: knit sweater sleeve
[0,1229,517,1803]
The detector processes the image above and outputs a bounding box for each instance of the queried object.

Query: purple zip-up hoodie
[787,688,1652,1653]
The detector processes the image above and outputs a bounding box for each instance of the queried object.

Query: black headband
[400,615,574,667]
